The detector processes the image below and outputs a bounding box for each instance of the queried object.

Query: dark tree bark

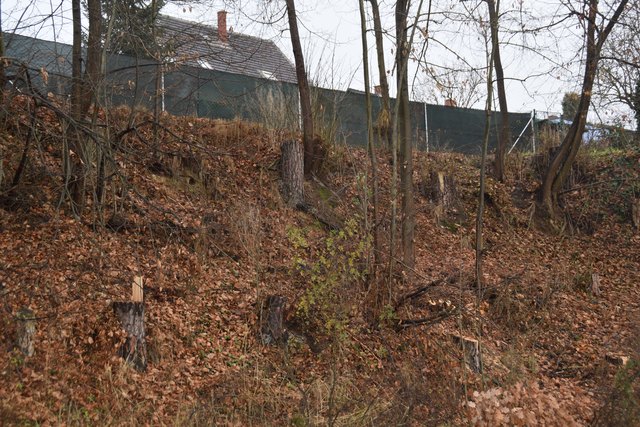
[67,0,87,214]
[113,302,147,371]
[0,3,5,105]
[284,0,317,177]
[396,0,415,270]
[16,308,36,357]
[539,0,628,219]
[281,139,305,207]
[67,0,103,215]
[259,295,288,345]
[82,0,103,113]
[359,0,381,270]
[486,0,510,182]
[368,0,393,148]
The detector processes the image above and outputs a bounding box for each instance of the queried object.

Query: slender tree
[539,0,629,219]
[0,2,5,105]
[486,0,510,182]
[368,0,393,148]
[284,0,317,177]
[396,0,415,270]
[359,0,381,270]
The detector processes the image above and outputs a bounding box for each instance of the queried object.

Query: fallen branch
[395,309,456,330]
[394,272,459,309]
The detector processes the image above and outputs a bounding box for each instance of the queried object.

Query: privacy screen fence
[5,33,535,154]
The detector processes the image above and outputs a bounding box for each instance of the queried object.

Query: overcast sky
[2,0,631,124]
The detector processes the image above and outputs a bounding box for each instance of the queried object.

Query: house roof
[157,15,297,84]
[3,32,74,78]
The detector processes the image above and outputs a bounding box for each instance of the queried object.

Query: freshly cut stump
[452,334,482,373]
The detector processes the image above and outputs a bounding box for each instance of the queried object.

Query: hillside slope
[1,100,639,425]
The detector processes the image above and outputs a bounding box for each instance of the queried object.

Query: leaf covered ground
[1,98,639,425]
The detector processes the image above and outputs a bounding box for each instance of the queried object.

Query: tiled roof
[157,15,297,84]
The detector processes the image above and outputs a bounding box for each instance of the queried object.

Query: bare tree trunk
[396,0,414,271]
[82,0,102,113]
[67,0,86,215]
[539,0,628,219]
[285,0,317,177]
[0,4,5,106]
[486,0,509,182]
[281,139,305,207]
[359,0,381,270]
[368,0,392,148]
[476,30,495,290]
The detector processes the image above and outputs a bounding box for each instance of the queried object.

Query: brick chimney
[217,10,228,43]
[444,98,457,107]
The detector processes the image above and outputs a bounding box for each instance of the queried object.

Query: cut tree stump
[591,273,602,297]
[632,198,640,231]
[113,302,147,371]
[425,171,457,223]
[16,307,36,357]
[259,295,288,345]
[281,140,305,208]
[452,334,482,373]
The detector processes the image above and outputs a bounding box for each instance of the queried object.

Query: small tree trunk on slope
[285,0,317,177]
[486,0,510,182]
[281,140,305,208]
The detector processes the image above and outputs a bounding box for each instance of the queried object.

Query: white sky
[2,0,633,124]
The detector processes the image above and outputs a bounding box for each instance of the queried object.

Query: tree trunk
[368,0,393,149]
[113,302,147,371]
[486,0,510,182]
[476,25,495,290]
[359,0,381,270]
[281,139,305,208]
[285,0,317,177]
[0,4,5,106]
[396,0,414,271]
[539,0,628,219]
[67,0,86,215]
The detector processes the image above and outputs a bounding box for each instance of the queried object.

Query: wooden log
[259,295,288,345]
[280,140,304,208]
[452,334,482,373]
[113,302,147,371]
[16,307,36,357]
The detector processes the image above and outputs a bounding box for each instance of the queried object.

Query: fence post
[532,109,536,153]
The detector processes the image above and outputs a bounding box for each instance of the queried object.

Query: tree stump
[632,198,640,231]
[113,302,147,371]
[452,334,482,373]
[591,273,602,297]
[259,295,288,345]
[281,140,304,208]
[16,307,36,357]
[425,171,457,223]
